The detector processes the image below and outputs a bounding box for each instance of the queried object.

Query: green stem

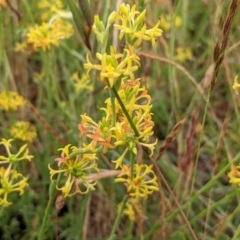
[68,147,102,159]
[38,173,62,240]
[229,205,240,240]
[111,86,139,138]
[187,87,210,217]
[126,220,134,240]
[107,195,128,240]
[130,151,134,180]
[22,0,35,24]
[109,88,116,126]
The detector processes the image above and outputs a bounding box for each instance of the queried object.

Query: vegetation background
[1,0,240,239]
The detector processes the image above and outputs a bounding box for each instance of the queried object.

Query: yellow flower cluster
[160,14,182,31]
[118,197,142,221]
[175,47,192,62]
[38,0,64,21]
[0,168,28,207]
[49,145,99,197]
[49,4,159,213]
[78,77,157,169]
[85,46,140,87]
[10,121,37,143]
[27,19,73,52]
[0,91,25,111]
[15,0,73,52]
[114,4,163,46]
[70,72,94,92]
[116,164,159,198]
[228,164,240,185]
[81,4,159,200]
[0,139,33,207]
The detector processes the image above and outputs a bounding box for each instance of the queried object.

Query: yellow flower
[38,0,64,21]
[27,22,58,52]
[14,42,28,53]
[145,18,163,46]
[26,18,73,52]
[174,47,193,62]
[133,24,151,46]
[49,145,99,197]
[0,168,28,207]
[112,148,129,169]
[71,72,94,92]
[107,81,157,161]
[175,16,182,28]
[0,91,25,111]
[118,197,143,221]
[51,18,74,39]
[160,14,182,31]
[84,46,140,87]
[78,114,115,153]
[113,4,162,46]
[0,138,33,165]
[228,164,240,185]
[115,164,159,198]
[233,76,240,95]
[10,121,37,143]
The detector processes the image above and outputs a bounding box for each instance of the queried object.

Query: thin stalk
[226,205,240,240]
[42,52,53,114]
[111,86,140,138]
[38,173,62,240]
[107,195,128,240]
[188,87,210,216]
[167,5,179,126]
[130,151,134,180]
[109,88,116,126]
[180,0,189,44]
[22,0,35,23]
[68,147,102,159]
[125,220,134,239]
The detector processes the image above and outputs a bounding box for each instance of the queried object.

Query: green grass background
[1,0,240,239]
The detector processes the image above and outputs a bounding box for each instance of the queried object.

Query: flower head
[108,80,157,164]
[160,14,182,31]
[10,121,37,142]
[115,164,159,198]
[26,19,73,52]
[118,197,143,221]
[0,138,33,165]
[0,168,28,207]
[175,47,193,62]
[233,76,240,95]
[84,46,140,87]
[71,72,94,92]
[38,0,64,21]
[113,4,163,46]
[228,164,240,185]
[78,114,115,153]
[49,145,99,197]
[0,91,25,111]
